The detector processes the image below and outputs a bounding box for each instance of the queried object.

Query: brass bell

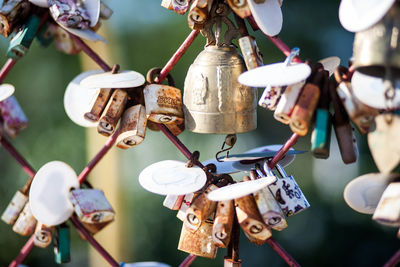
[353,3,400,78]
[183,2,257,134]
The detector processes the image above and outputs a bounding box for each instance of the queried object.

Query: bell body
[353,3,400,78]
[1,190,28,225]
[178,220,217,259]
[183,45,257,134]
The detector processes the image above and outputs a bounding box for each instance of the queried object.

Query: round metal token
[339,0,395,32]
[29,161,79,226]
[352,71,400,109]
[138,160,207,196]
[343,173,398,214]
[64,70,103,127]
[82,0,101,27]
[238,62,311,87]
[207,176,277,201]
[247,0,283,37]
[80,70,146,89]
[319,56,341,77]
[0,84,14,102]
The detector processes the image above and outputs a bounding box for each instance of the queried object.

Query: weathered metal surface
[12,202,37,236]
[0,95,28,138]
[274,82,304,124]
[212,199,234,247]
[373,182,400,226]
[0,0,31,37]
[177,193,196,221]
[1,190,28,225]
[85,87,113,122]
[166,117,185,136]
[117,104,147,149]
[33,223,53,248]
[98,89,128,136]
[54,26,82,54]
[226,0,251,18]
[161,0,190,15]
[49,0,91,29]
[238,36,263,70]
[163,195,184,210]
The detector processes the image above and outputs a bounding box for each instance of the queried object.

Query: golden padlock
[98,89,128,136]
[178,220,218,259]
[212,199,234,248]
[1,190,28,225]
[238,35,263,70]
[143,84,184,125]
[116,104,147,149]
[183,3,257,134]
[226,0,251,18]
[12,202,37,236]
[185,184,218,231]
[33,223,53,248]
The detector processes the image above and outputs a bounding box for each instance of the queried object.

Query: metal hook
[283,47,300,66]
[215,134,237,162]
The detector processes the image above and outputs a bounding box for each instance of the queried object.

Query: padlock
[238,35,263,70]
[224,257,242,267]
[7,15,41,59]
[161,0,190,15]
[1,190,28,225]
[165,117,185,136]
[12,201,37,236]
[163,195,184,210]
[330,80,358,164]
[177,192,197,221]
[98,89,128,136]
[352,2,400,79]
[85,88,113,122]
[187,0,213,30]
[33,223,53,248]
[268,163,310,217]
[258,86,282,111]
[36,22,57,48]
[373,182,400,226]
[226,0,251,18]
[212,199,234,248]
[235,179,271,243]
[311,72,332,159]
[178,220,218,259]
[290,69,324,136]
[49,0,91,29]
[251,170,288,231]
[336,81,378,135]
[143,84,184,125]
[54,26,82,55]
[69,189,115,224]
[184,3,257,134]
[146,120,161,132]
[0,0,31,37]
[54,224,71,264]
[99,1,113,20]
[116,104,147,149]
[185,184,218,231]
[274,82,305,124]
[0,95,28,138]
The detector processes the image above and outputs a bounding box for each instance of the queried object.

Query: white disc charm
[29,161,79,226]
[352,71,400,109]
[238,62,311,87]
[139,160,207,195]
[344,173,398,214]
[82,0,101,27]
[339,0,396,32]
[80,70,146,89]
[207,176,277,202]
[0,84,15,102]
[202,158,240,175]
[64,70,103,127]
[57,22,105,42]
[319,56,341,77]
[247,0,283,36]
[29,0,50,7]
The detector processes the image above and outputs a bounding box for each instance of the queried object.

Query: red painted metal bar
[178,254,197,267]
[1,138,36,178]
[156,124,192,161]
[78,130,120,184]
[71,34,112,72]
[268,133,300,169]
[267,36,302,63]
[384,249,400,267]
[266,238,301,267]
[8,235,35,267]
[70,215,120,267]
[155,30,200,84]
[0,58,17,83]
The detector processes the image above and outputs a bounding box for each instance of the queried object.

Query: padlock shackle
[259,161,274,177]
[274,163,288,178]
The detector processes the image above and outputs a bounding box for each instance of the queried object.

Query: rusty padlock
[226,0,251,18]
[98,89,128,136]
[178,220,218,259]
[212,199,234,248]
[251,169,287,231]
[144,69,184,125]
[330,79,358,164]
[373,182,400,226]
[33,223,54,248]
[290,68,324,136]
[49,0,91,29]
[274,82,305,124]
[69,189,115,224]
[185,184,218,231]
[0,95,28,138]
[1,190,28,225]
[116,104,147,149]
[187,0,213,30]
[238,35,263,70]
[0,0,31,38]
[161,0,190,15]
[177,192,196,221]
[235,176,271,243]
[165,117,185,136]
[12,201,37,236]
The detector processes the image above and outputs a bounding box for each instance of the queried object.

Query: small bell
[183,2,257,134]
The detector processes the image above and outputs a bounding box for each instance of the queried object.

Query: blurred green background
[0,0,399,266]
